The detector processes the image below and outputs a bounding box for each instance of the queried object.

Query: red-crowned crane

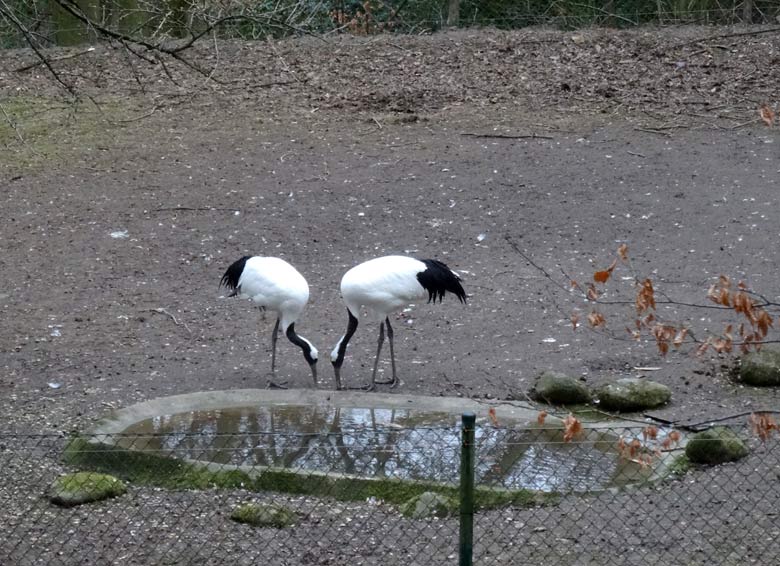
[220,256,318,388]
[330,255,467,390]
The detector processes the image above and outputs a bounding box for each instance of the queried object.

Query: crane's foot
[338,383,375,392]
[373,378,398,387]
[266,379,289,389]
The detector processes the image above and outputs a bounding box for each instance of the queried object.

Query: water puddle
[120,405,653,493]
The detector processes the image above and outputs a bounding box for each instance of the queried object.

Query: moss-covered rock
[531,371,591,405]
[595,378,671,412]
[685,427,748,465]
[49,472,126,507]
[739,349,780,386]
[230,503,296,528]
[399,491,457,519]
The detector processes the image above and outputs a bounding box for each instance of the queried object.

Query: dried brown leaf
[588,311,606,328]
[563,414,582,442]
[759,104,776,127]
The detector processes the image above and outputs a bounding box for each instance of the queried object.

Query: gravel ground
[1,25,780,565]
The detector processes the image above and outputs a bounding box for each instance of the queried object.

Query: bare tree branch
[52,0,216,81]
[14,46,96,72]
[0,0,77,96]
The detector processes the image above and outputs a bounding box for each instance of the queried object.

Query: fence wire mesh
[1,418,779,565]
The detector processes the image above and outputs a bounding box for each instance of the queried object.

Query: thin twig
[14,47,96,72]
[634,127,672,136]
[659,410,780,431]
[0,0,76,96]
[504,235,571,294]
[111,105,161,124]
[52,0,217,83]
[668,26,780,50]
[154,206,239,212]
[148,308,192,334]
[461,132,554,140]
[0,102,31,149]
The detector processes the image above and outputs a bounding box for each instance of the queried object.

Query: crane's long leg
[374,317,398,387]
[369,320,386,390]
[387,318,397,386]
[267,318,287,389]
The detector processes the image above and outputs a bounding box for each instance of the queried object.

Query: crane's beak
[310,361,318,385]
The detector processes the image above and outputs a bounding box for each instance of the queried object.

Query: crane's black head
[286,324,319,384]
[416,259,467,304]
[220,256,251,296]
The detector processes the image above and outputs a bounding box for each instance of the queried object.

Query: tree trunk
[742,0,753,24]
[604,0,615,27]
[446,0,459,27]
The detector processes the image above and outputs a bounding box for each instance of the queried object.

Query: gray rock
[400,492,456,519]
[531,371,591,405]
[596,378,671,412]
[739,349,780,386]
[49,472,126,507]
[685,427,748,465]
[230,503,296,528]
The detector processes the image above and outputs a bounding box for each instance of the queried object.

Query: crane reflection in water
[120,406,651,493]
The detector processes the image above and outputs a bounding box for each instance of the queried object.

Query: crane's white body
[220,255,318,386]
[235,257,312,337]
[339,256,429,323]
[329,255,466,389]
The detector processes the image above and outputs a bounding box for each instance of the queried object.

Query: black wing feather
[220,256,251,296]
[416,259,467,304]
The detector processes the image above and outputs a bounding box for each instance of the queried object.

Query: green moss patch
[63,437,558,511]
[231,503,296,528]
[400,491,457,519]
[49,471,126,507]
[666,454,691,476]
[0,95,139,172]
[685,427,748,465]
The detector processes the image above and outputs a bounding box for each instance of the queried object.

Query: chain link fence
[2,0,780,49]
[2,417,779,565]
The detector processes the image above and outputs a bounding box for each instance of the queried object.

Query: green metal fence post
[459,412,476,566]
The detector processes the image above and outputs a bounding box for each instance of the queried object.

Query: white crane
[219,256,318,388]
[330,255,467,390]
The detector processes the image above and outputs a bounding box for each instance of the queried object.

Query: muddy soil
[2,24,780,566]
[2,26,780,433]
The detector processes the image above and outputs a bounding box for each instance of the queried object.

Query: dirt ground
[2,25,780,434]
[2,24,780,566]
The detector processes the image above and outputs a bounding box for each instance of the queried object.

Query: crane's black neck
[332,310,359,368]
[286,324,316,365]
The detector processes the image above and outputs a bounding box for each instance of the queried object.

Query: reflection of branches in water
[331,408,357,475]
[371,409,399,477]
[128,406,629,492]
[477,429,620,493]
[477,428,532,486]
